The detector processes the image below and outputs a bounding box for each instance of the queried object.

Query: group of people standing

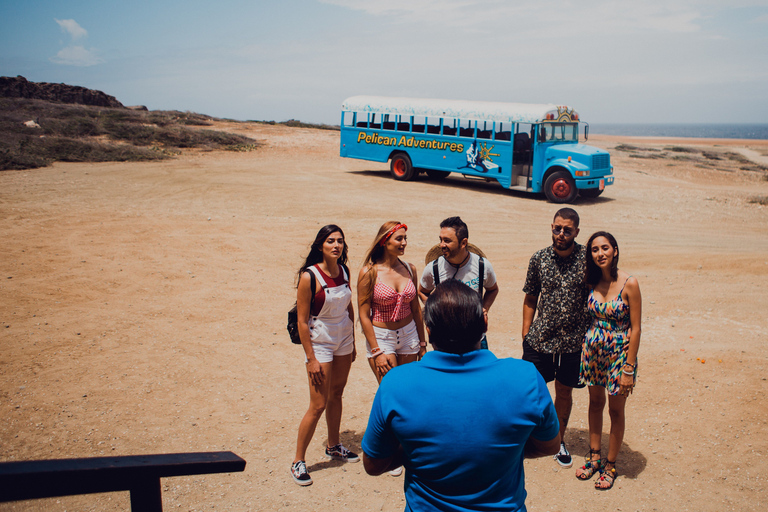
[289,209,642,509]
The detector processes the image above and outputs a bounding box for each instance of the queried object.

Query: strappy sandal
[575,449,602,481]
[595,460,617,490]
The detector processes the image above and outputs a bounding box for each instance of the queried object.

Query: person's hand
[375,353,392,377]
[417,345,427,360]
[618,369,634,396]
[306,358,325,387]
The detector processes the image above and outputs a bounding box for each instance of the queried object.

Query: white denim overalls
[307,265,354,359]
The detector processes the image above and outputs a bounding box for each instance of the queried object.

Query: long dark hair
[296,224,347,285]
[585,231,619,286]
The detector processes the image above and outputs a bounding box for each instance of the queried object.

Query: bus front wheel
[544,171,577,203]
[390,154,415,181]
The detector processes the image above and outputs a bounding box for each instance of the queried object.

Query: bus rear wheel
[390,154,415,181]
[425,169,451,180]
[544,171,577,203]
[579,188,604,199]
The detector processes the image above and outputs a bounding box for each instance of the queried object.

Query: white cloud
[55,18,88,40]
[50,45,103,67]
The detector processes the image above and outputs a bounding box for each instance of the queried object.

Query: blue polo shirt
[362,350,559,512]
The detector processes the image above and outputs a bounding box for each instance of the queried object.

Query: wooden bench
[0,451,246,511]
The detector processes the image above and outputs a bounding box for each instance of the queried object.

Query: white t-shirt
[420,252,497,294]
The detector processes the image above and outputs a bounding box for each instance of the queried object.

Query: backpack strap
[339,262,350,284]
[307,265,329,289]
[478,256,485,299]
[432,257,441,286]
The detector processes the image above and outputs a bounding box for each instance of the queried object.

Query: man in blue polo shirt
[362,280,560,511]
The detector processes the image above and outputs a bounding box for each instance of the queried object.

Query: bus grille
[592,154,610,170]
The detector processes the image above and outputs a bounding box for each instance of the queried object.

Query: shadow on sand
[566,427,648,479]
[348,170,616,205]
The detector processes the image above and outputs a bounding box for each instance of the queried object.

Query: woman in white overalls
[291,224,358,486]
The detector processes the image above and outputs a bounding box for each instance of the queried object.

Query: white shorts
[367,320,420,358]
[307,316,354,364]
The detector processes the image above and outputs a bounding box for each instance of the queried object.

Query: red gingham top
[371,279,416,322]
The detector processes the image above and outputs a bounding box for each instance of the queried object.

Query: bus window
[412,116,426,133]
[369,113,381,129]
[459,120,475,138]
[442,118,457,136]
[496,122,511,141]
[539,123,578,143]
[356,112,368,128]
[382,113,395,131]
[478,120,492,139]
[426,117,441,134]
[342,111,356,128]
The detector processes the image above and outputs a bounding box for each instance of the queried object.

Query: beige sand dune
[1,123,767,511]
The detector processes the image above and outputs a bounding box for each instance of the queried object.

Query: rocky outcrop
[0,75,124,108]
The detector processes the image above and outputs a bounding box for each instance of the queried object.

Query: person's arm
[522,293,538,339]
[521,256,540,340]
[297,271,324,387]
[482,283,499,312]
[524,370,561,458]
[417,264,434,305]
[363,445,405,476]
[348,300,356,362]
[409,263,427,358]
[357,266,392,376]
[524,433,560,459]
[418,284,432,305]
[619,276,642,395]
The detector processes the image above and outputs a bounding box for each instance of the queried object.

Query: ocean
[589,123,768,140]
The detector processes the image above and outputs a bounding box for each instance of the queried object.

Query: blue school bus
[339,96,613,202]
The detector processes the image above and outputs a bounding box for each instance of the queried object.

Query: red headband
[379,223,407,246]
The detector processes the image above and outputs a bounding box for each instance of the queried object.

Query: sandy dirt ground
[1,123,768,511]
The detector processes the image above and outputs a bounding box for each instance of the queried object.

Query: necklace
[448,252,470,279]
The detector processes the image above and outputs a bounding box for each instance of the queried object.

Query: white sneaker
[389,466,403,476]
[554,442,573,468]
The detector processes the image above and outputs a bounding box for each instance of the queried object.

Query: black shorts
[522,340,585,388]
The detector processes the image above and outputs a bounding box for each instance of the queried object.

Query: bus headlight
[574,170,590,177]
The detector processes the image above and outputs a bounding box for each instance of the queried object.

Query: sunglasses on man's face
[552,226,575,237]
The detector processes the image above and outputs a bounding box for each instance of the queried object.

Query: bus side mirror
[584,123,589,141]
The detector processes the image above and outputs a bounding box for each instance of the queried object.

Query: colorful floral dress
[580,278,635,395]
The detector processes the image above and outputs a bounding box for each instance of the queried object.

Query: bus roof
[341,96,575,124]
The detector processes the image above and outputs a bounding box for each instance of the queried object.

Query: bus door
[530,124,553,190]
[511,123,533,189]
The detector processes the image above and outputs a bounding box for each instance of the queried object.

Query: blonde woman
[358,222,426,387]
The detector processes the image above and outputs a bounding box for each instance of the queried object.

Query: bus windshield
[540,123,579,143]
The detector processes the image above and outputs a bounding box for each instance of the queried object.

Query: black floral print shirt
[522,243,589,353]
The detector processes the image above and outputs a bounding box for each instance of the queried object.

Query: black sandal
[595,459,617,490]
[575,449,602,481]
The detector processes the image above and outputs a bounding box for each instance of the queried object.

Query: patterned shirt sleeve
[522,252,541,296]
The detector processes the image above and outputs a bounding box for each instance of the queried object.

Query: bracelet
[419,342,427,347]
[623,362,637,369]
[370,346,382,355]
[622,369,635,376]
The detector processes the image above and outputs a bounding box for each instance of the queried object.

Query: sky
[1,0,767,124]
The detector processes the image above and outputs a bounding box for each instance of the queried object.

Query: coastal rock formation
[0,75,124,108]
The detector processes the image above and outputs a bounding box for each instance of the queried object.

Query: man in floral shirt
[521,207,589,468]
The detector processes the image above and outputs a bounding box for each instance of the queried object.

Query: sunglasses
[552,226,575,237]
